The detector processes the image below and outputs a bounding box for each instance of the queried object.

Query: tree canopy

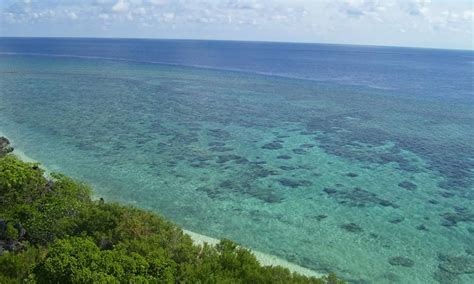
[0,138,343,283]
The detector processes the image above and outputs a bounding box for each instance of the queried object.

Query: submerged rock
[208,141,226,147]
[441,208,474,227]
[216,154,247,164]
[398,180,417,190]
[315,215,328,221]
[276,134,290,139]
[292,148,307,155]
[433,269,459,283]
[389,217,404,224]
[324,187,397,208]
[440,191,455,198]
[252,166,278,178]
[438,255,474,274]
[276,155,292,160]
[249,190,283,204]
[196,186,222,199]
[262,142,283,150]
[416,224,429,231]
[208,146,233,152]
[388,256,415,267]
[323,187,337,195]
[279,166,296,171]
[340,223,363,233]
[207,129,231,140]
[278,178,312,188]
[300,143,315,148]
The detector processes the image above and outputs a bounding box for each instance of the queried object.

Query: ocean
[0,37,473,283]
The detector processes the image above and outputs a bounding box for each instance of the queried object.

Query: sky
[0,0,473,50]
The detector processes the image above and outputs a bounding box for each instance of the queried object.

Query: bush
[0,153,345,283]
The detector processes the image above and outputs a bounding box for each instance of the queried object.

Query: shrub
[0,153,345,283]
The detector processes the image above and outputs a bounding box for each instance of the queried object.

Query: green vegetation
[0,138,344,283]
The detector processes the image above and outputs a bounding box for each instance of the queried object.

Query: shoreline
[184,230,324,278]
[0,131,324,278]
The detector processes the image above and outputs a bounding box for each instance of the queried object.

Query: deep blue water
[0,38,473,283]
[1,37,473,101]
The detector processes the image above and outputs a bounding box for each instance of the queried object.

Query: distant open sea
[0,38,473,283]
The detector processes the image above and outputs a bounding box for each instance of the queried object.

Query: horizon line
[1,35,472,52]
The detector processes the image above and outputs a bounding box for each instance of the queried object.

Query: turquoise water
[0,51,473,283]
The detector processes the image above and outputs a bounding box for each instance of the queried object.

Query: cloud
[223,0,265,10]
[150,0,169,6]
[162,12,175,22]
[405,0,431,16]
[67,11,78,20]
[0,0,472,49]
[98,13,110,20]
[112,0,129,13]
[462,10,473,21]
[338,0,387,18]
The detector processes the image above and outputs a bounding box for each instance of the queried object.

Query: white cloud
[0,0,472,49]
[462,10,473,21]
[99,13,110,20]
[224,0,265,10]
[67,11,78,20]
[338,0,388,18]
[405,0,431,16]
[162,12,174,22]
[150,0,168,6]
[112,0,129,13]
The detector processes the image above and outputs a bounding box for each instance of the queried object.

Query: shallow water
[0,40,473,283]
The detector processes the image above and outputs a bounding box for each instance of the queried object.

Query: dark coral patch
[315,215,328,221]
[252,166,279,178]
[388,257,414,267]
[438,254,474,274]
[208,146,234,152]
[416,224,429,231]
[262,142,283,150]
[398,181,417,190]
[389,217,404,224]
[323,187,337,195]
[208,129,231,140]
[208,141,226,147]
[300,143,315,148]
[279,166,296,171]
[292,148,307,155]
[197,179,283,204]
[441,207,474,227]
[278,178,312,188]
[196,186,222,199]
[439,191,455,198]
[340,223,363,233]
[276,134,290,139]
[216,154,248,164]
[324,187,397,208]
[277,155,292,160]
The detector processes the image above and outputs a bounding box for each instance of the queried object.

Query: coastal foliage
[0,140,343,283]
